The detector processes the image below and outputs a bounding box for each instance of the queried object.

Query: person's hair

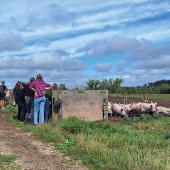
[52,83,58,90]
[1,81,5,85]
[14,83,21,89]
[36,74,43,81]
[30,77,35,83]
[17,81,22,86]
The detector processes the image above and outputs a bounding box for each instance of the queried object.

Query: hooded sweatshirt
[29,79,52,99]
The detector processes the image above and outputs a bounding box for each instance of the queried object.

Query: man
[0,81,8,109]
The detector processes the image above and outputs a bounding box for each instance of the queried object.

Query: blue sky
[0,0,170,89]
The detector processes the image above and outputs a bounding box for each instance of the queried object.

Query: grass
[109,93,170,100]
[0,154,19,170]
[5,105,170,170]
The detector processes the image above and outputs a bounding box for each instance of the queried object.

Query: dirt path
[0,110,88,170]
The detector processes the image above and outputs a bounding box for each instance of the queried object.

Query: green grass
[5,106,170,170]
[0,154,19,170]
[109,93,170,100]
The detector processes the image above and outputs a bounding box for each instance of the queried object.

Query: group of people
[12,74,58,126]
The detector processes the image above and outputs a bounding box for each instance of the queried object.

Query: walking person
[0,81,8,109]
[44,83,58,122]
[23,78,35,125]
[15,83,26,123]
[29,74,52,126]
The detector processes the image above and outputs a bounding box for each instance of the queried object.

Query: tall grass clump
[6,106,170,170]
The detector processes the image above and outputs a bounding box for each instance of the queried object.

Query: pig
[126,102,145,117]
[156,106,170,116]
[138,102,157,115]
[108,102,113,117]
[112,103,126,117]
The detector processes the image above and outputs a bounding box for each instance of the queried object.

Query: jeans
[44,99,50,121]
[34,96,46,125]
[25,96,34,124]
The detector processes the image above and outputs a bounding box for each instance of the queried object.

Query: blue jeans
[25,96,34,124]
[44,99,50,121]
[34,96,46,125]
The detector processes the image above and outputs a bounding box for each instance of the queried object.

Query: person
[29,74,52,126]
[23,78,35,125]
[0,81,8,109]
[15,82,26,123]
[44,83,58,121]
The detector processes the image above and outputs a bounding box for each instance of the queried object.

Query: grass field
[5,105,170,170]
[109,93,170,100]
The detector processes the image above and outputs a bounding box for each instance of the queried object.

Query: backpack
[0,85,3,94]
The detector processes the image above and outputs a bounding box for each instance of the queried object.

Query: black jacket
[15,88,25,104]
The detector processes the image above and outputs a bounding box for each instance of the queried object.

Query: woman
[23,77,35,125]
[15,82,26,123]
[44,83,58,121]
[29,74,52,126]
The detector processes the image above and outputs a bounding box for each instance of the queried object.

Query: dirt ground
[0,110,88,170]
[108,96,170,108]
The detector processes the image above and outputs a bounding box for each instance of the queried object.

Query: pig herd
[108,101,170,117]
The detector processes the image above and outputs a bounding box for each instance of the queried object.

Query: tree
[59,83,68,90]
[85,79,95,90]
[113,78,124,96]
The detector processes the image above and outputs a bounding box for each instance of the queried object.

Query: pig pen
[52,90,108,121]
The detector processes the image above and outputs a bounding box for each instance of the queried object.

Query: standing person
[13,81,22,120]
[44,83,58,122]
[23,78,35,125]
[29,74,52,126]
[15,83,26,123]
[0,81,8,109]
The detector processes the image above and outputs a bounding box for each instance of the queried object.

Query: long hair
[36,74,43,81]
[14,83,21,89]
[52,83,58,90]
[30,77,35,83]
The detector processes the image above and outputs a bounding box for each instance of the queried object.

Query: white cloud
[0,53,87,71]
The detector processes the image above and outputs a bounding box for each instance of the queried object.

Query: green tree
[85,79,95,90]
[59,83,68,90]
[113,78,124,96]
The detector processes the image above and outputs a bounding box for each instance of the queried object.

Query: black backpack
[0,85,3,95]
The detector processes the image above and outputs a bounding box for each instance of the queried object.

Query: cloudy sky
[0,0,170,89]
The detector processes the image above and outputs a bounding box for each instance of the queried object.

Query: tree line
[58,79,170,94]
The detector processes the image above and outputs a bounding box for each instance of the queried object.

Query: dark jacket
[15,88,25,104]
[45,88,53,100]
[23,84,34,97]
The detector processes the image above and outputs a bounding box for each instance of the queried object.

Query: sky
[0,0,170,89]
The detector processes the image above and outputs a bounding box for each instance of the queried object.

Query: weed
[58,137,78,150]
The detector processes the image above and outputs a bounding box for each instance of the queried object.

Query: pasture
[5,102,170,170]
